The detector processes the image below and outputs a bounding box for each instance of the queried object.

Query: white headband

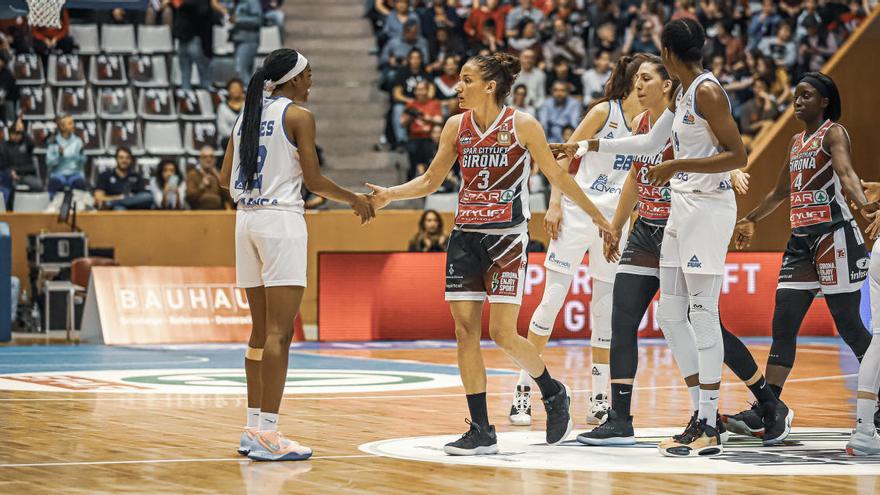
[263,53,309,96]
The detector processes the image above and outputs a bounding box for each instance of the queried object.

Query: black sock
[466,392,490,429]
[768,383,783,399]
[611,383,633,418]
[747,377,777,405]
[531,367,561,398]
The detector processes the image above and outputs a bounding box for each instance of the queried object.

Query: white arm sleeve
[577,108,675,156]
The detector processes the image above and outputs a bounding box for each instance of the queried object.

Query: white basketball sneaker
[508,385,532,426]
[847,424,880,456]
[586,394,610,425]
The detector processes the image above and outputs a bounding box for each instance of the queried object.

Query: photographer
[400,80,441,180]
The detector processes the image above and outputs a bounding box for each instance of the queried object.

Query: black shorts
[444,229,529,305]
[777,219,869,294]
[617,217,666,278]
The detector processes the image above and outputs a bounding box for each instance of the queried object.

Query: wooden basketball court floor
[1,338,879,494]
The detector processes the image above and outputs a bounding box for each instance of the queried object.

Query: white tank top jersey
[670,71,733,194]
[574,99,633,215]
[230,96,305,213]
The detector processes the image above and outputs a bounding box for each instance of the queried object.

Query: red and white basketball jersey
[631,111,674,224]
[454,106,531,231]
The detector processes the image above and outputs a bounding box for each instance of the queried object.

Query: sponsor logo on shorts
[838,249,847,259]
[687,255,701,268]
[547,252,571,270]
[850,270,868,281]
[490,271,519,296]
[818,262,837,285]
[857,258,870,269]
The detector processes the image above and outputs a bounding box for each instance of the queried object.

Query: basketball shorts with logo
[617,217,665,278]
[544,198,627,283]
[445,229,528,305]
[236,209,308,288]
[660,190,736,275]
[777,219,868,294]
[869,241,880,333]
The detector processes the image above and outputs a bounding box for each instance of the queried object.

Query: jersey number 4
[234,145,268,192]
[792,172,803,190]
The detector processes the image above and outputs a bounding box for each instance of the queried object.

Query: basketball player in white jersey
[219,48,374,461]
[556,19,747,456]
[508,54,649,427]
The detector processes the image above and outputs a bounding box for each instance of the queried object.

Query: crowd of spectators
[370,0,876,177]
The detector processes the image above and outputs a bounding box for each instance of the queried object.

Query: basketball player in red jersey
[368,52,611,455]
[730,72,879,435]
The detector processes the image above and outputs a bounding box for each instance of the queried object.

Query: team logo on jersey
[810,139,821,151]
[687,255,702,268]
[459,130,474,146]
[814,190,829,203]
[604,132,615,139]
[682,112,695,125]
[497,130,512,146]
[857,258,870,270]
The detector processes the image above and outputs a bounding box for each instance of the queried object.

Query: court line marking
[0,372,856,402]
[0,454,375,469]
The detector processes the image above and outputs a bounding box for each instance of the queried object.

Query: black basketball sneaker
[762,400,794,446]
[443,419,498,456]
[577,409,635,445]
[722,402,765,437]
[542,380,573,445]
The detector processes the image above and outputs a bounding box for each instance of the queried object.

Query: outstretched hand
[549,143,580,160]
[733,217,755,249]
[366,183,392,211]
[646,160,677,186]
[349,193,376,225]
[730,169,750,195]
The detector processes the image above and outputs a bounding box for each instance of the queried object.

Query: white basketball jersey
[573,99,633,217]
[230,96,305,212]
[670,71,733,194]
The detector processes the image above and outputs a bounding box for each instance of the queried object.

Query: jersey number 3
[234,145,268,192]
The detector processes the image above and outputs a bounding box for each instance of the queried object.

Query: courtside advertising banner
[318,252,844,341]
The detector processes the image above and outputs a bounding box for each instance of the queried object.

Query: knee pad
[656,294,689,331]
[245,347,263,361]
[689,296,721,350]
[590,286,613,349]
[529,272,571,336]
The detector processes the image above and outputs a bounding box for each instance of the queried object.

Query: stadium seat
[69,24,100,55]
[96,87,136,120]
[73,120,103,156]
[144,122,184,156]
[129,55,169,88]
[88,54,128,86]
[213,25,234,56]
[258,26,282,55]
[12,53,44,85]
[208,57,237,88]
[138,156,161,178]
[56,87,95,120]
[170,56,201,88]
[137,24,173,54]
[28,120,57,154]
[183,121,219,155]
[104,120,144,155]
[424,193,458,212]
[12,191,51,212]
[100,24,137,54]
[138,88,178,121]
[176,89,215,121]
[20,87,55,121]
[47,54,86,87]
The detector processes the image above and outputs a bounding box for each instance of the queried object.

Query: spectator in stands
[0,53,17,122]
[548,1,588,39]
[796,0,823,41]
[217,78,245,139]
[94,147,153,210]
[145,0,173,25]
[31,8,76,67]
[390,48,434,146]
[738,77,779,146]
[748,0,781,49]
[759,19,796,70]
[593,22,621,61]
[510,84,536,116]
[408,209,448,252]
[380,19,429,68]
[186,145,229,209]
[383,0,420,47]
[622,17,661,56]
[464,0,506,45]
[798,16,838,74]
[231,0,262,81]
[173,0,228,90]
[262,0,285,38]
[46,114,86,199]
[543,18,585,67]
[427,26,466,72]
[401,80,442,179]
[150,159,187,209]
[508,19,542,59]
[546,56,582,98]
[538,80,580,143]
[711,21,745,68]
[581,49,612,106]
[433,55,460,115]
[506,0,545,39]
[1,120,39,192]
[755,53,792,108]
[517,48,546,107]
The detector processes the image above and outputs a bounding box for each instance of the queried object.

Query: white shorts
[870,242,880,333]
[660,190,736,276]
[236,209,308,288]
[545,198,627,283]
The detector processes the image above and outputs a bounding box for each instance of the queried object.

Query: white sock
[688,385,700,412]
[592,363,610,401]
[517,369,531,388]
[858,398,876,430]
[698,389,719,427]
[260,412,279,432]
[247,407,260,429]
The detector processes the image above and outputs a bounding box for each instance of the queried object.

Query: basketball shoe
[762,401,794,446]
[247,431,313,461]
[577,409,635,445]
[721,403,764,437]
[847,424,880,456]
[238,427,258,456]
[509,385,532,426]
[586,394,610,425]
[542,381,573,445]
[443,419,498,456]
[659,418,723,457]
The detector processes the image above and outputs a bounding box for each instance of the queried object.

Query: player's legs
[588,277,614,424]
[656,266,701,412]
[450,300,489,422]
[826,290,872,361]
[848,248,880,455]
[765,289,816,396]
[238,286,267,455]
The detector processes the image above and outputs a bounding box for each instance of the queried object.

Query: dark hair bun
[493,52,522,79]
[661,19,706,63]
